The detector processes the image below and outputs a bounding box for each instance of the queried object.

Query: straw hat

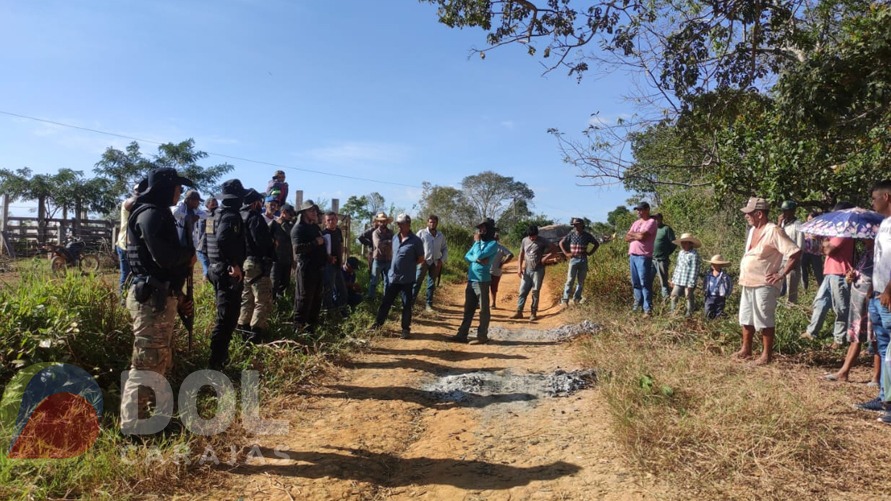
[707,254,730,265]
[374,212,393,223]
[672,232,702,248]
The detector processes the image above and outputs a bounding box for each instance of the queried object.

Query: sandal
[821,374,839,381]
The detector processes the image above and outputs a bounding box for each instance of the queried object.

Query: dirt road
[198,264,668,500]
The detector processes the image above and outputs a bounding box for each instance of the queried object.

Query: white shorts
[738,286,780,330]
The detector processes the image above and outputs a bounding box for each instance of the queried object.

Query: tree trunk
[37,195,46,243]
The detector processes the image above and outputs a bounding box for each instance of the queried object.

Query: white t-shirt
[872,217,891,293]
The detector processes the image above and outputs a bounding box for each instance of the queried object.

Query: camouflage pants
[120,288,177,432]
[239,258,273,330]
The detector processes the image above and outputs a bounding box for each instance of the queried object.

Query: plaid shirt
[671,249,701,288]
[560,230,598,259]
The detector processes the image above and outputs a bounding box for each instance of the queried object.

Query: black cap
[633,201,650,211]
[346,256,361,269]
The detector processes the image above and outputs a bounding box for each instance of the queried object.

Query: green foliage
[0,168,116,220]
[439,223,475,277]
[0,264,380,497]
[415,182,477,227]
[94,139,233,208]
[423,0,809,103]
[606,205,635,233]
[504,215,554,247]
[460,171,534,231]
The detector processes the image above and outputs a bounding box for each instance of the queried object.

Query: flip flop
[822,374,839,381]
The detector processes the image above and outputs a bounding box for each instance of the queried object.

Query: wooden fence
[0,195,113,257]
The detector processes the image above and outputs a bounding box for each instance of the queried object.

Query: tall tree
[416,182,477,227]
[94,139,233,198]
[460,171,534,228]
[424,0,891,207]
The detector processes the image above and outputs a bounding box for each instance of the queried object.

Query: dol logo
[0,363,102,459]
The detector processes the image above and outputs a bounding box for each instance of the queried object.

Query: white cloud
[500,120,515,129]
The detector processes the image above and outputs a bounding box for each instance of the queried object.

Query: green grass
[571,239,886,499]
[0,264,380,498]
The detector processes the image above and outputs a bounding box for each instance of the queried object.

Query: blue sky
[0,0,634,224]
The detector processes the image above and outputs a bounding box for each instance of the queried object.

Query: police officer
[120,167,195,435]
[271,203,296,299]
[238,188,275,342]
[207,179,247,370]
[292,200,327,332]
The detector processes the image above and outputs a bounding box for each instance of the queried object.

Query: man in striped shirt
[559,217,600,306]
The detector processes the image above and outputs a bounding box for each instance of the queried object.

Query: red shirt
[823,237,854,276]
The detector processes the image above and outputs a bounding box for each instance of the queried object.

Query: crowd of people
[115,165,891,433]
[624,185,891,425]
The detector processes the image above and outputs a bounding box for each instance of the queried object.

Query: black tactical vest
[206,206,241,264]
[126,204,162,278]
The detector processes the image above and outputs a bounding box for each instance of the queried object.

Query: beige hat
[740,197,770,213]
[374,212,393,223]
[708,254,730,265]
[672,232,702,248]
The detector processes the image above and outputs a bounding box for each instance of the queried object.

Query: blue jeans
[653,258,671,297]
[375,282,415,334]
[367,259,391,300]
[805,275,850,343]
[517,268,544,313]
[869,296,891,401]
[562,257,588,303]
[412,261,437,306]
[116,246,130,296]
[196,251,210,278]
[629,255,655,313]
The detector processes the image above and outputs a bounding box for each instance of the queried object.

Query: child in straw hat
[669,233,702,316]
[703,254,733,319]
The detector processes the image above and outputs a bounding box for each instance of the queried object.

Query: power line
[0,109,422,189]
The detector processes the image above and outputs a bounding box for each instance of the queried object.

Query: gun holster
[133,275,171,312]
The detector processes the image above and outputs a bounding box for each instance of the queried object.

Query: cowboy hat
[297,200,319,213]
[374,212,393,223]
[242,189,263,205]
[707,254,730,265]
[672,232,702,248]
[217,179,247,200]
[138,167,194,196]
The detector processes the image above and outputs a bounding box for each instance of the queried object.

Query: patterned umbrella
[799,208,886,239]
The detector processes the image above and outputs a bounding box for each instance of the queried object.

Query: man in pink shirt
[736,197,801,365]
[801,202,856,347]
[624,201,659,315]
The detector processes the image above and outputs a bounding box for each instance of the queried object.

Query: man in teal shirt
[451,219,499,344]
[652,213,677,298]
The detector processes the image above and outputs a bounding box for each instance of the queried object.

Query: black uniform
[121,167,193,435]
[207,198,247,370]
[292,216,327,330]
[271,218,294,298]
